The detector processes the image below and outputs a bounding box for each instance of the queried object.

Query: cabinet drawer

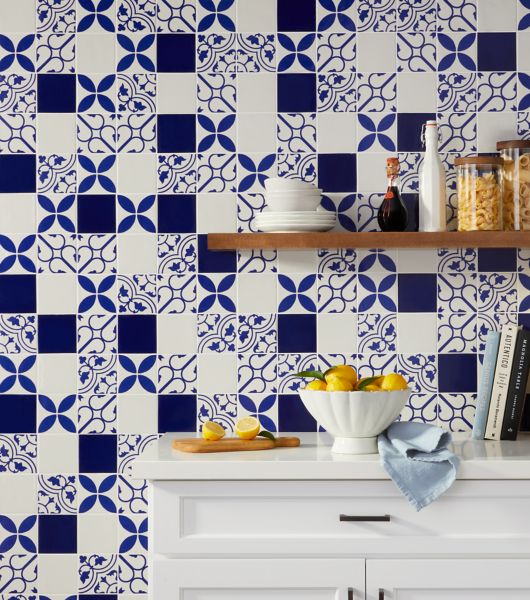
[152,480,530,556]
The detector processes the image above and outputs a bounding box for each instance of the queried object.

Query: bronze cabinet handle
[379,589,385,600]
[339,514,391,522]
[348,588,354,600]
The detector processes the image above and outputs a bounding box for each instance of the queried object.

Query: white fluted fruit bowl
[299,389,410,454]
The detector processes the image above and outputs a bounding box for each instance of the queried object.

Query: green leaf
[258,431,276,442]
[357,376,381,390]
[295,370,325,381]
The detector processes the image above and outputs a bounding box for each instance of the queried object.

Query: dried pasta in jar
[497,140,530,231]
[454,156,503,232]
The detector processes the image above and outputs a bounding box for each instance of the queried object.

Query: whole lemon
[380,373,408,391]
[325,365,357,386]
[326,376,354,392]
[357,375,384,390]
[363,384,380,391]
[305,379,327,391]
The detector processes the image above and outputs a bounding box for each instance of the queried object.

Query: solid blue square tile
[397,113,436,151]
[519,314,530,328]
[0,395,36,433]
[0,275,36,313]
[38,315,77,353]
[158,194,196,233]
[318,154,356,192]
[278,0,316,31]
[39,515,77,553]
[78,434,117,473]
[157,114,196,153]
[157,33,195,72]
[0,155,36,193]
[37,74,76,112]
[198,234,236,273]
[278,314,317,352]
[477,33,516,71]
[77,194,117,234]
[398,274,437,312]
[278,394,317,431]
[438,353,477,393]
[278,74,317,113]
[158,394,197,432]
[402,193,419,232]
[477,248,517,272]
[118,314,157,353]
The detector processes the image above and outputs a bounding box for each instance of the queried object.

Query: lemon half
[235,416,260,440]
[202,421,225,441]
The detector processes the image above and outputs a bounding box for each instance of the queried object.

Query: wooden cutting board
[172,436,301,453]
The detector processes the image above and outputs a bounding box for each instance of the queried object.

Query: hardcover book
[501,327,530,441]
[485,324,519,440]
[473,330,501,440]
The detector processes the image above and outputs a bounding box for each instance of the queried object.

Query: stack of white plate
[255,178,336,232]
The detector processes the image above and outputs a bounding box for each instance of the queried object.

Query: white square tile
[397,73,437,113]
[238,113,276,153]
[237,0,277,31]
[38,354,77,394]
[238,274,278,312]
[77,33,116,73]
[38,114,77,154]
[277,250,318,273]
[477,112,518,152]
[356,152,385,193]
[0,475,36,513]
[0,0,35,32]
[197,353,237,393]
[238,74,276,113]
[0,194,35,233]
[118,395,158,433]
[118,153,157,194]
[197,193,237,233]
[518,32,530,71]
[158,314,197,353]
[158,73,197,113]
[78,514,118,553]
[318,113,356,153]
[397,249,438,272]
[357,33,396,72]
[38,274,78,313]
[478,0,517,31]
[398,313,438,354]
[317,313,357,353]
[118,234,157,273]
[38,434,78,473]
[38,554,78,595]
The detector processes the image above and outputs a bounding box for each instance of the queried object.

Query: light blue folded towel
[378,421,460,511]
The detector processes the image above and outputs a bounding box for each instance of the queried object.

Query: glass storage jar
[497,140,530,231]
[454,156,503,231]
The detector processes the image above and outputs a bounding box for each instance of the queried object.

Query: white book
[485,324,519,440]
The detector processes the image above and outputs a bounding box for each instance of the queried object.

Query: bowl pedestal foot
[332,436,378,455]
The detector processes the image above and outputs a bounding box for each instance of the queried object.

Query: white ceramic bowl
[266,193,322,212]
[299,389,410,454]
[265,177,317,192]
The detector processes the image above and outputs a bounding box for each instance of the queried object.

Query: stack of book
[473,325,530,441]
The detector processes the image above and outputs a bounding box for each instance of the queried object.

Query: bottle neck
[424,129,438,153]
[387,176,399,189]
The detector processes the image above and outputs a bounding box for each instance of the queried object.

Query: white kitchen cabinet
[367,559,530,600]
[134,433,530,600]
[153,558,365,600]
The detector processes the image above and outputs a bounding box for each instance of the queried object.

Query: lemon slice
[235,416,260,440]
[202,421,225,441]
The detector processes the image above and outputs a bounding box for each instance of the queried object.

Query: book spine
[472,330,501,440]
[485,324,519,440]
[501,328,530,440]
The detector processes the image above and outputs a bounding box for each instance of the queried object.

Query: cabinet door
[367,559,530,600]
[153,558,364,600]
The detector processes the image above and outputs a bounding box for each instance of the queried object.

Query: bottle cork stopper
[386,157,399,178]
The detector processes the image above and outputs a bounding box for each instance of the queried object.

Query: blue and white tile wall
[0,0,529,594]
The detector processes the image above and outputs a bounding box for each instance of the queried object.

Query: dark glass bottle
[378,157,408,232]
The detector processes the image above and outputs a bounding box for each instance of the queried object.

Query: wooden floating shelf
[208,231,530,250]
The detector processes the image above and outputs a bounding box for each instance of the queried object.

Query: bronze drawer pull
[339,514,391,522]
[348,588,354,600]
[379,589,385,599]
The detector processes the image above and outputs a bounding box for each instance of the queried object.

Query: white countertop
[132,432,530,481]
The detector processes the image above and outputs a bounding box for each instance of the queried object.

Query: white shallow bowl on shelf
[266,193,322,212]
[256,221,335,232]
[265,177,318,192]
[258,211,334,220]
[299,389,410,454]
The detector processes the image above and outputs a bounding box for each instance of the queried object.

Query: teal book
[473,330,501,440]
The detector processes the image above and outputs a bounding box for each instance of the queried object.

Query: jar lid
[496,139,530,150]
[454,155,504,166]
